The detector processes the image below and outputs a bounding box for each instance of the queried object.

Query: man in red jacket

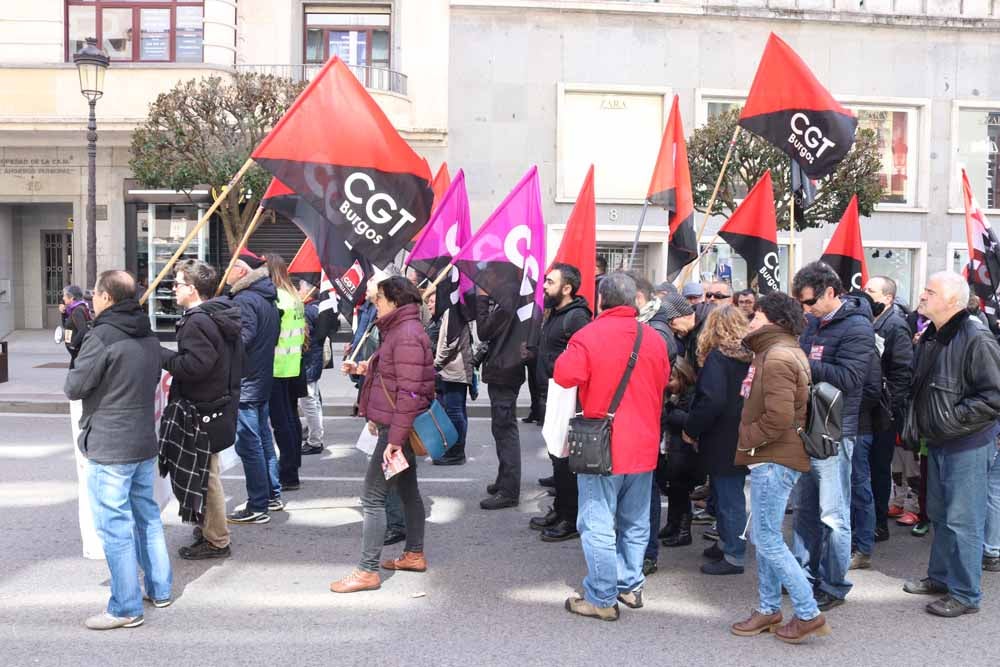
[554,272,670,621]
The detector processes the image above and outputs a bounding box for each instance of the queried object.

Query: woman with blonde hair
[683,304,753,575]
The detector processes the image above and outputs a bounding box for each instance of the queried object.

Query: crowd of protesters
[62,251,1000,641]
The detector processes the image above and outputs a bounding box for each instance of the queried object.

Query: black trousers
[488,383,521,499]
[270,377,302,486]
[551,455,578,523]
[664,442,699,525]
[870,427,896,526]
[524,360,542,420]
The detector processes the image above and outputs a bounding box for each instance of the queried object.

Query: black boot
[658,519,678,540]
[662,513,692,547]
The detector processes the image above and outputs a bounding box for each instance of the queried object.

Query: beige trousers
[202,453,230,548]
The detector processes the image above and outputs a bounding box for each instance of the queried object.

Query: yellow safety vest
[274,288,305,379]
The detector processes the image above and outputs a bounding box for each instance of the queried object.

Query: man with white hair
[902,271,1000,617]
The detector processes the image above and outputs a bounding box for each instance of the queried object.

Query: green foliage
[687,107,884,230]
[129,72,307,251]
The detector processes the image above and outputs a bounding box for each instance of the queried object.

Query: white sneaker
[268,498,285,512]
[143,595,172,608]
[85,611,144,630]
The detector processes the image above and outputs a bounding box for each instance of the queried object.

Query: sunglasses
[799,296,820,307]
[705,292,731,300]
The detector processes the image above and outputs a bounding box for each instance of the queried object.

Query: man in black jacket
[530,263,591,540]
[162,259,243,560]
[225,259,280,524]
[864,276,913,544]
[902,271,1000,617]
[65,270,169,630]
[476,291,529,510]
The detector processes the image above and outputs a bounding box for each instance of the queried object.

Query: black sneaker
[702,543,724,561]
[538,476,556,488]
[480,494,518,510]
[383,530,406,546]
[178,540,231,560]
[984,555,1000,572]
[227,508,270,524]
[814,590,845,611]
[642,558,658,576]
[486,483,500,496]
[282,482,301,492]
[301,444,324,456]
[874,524,890,542]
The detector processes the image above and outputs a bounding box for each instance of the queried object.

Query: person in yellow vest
[264,253,307,499]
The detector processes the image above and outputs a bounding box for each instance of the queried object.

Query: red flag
[962,168,1000,319]
[717,171,781,294]
[288,238,323,285]
[431,162,452,214]
[647,95,697,279]
[251,56,433,267]
[551,165,597,311]
[739,33,857,179]
[820,195,869,292]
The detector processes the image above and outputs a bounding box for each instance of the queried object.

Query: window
[955,107,1000,210]
[65,2,204,63]
[864,246,918,307]
[697,242,794,293]
[699,92,923,207]
[304,10,390,69]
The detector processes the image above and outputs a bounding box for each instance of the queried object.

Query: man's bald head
[95,270,135,304]
[227,259,251,286]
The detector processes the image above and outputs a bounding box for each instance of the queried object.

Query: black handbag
[567,325,644,476]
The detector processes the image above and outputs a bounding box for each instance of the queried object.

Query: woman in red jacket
[330,277,436,594]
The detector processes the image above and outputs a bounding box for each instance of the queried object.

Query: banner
[718,170,781,294]
[648,95,698,278]
[251,56,434,267]
[820,195,869,292]
[739,33,858,180]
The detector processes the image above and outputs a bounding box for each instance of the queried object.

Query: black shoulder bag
[567,325,644,476]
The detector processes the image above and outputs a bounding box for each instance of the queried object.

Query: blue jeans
[792,436,854,600]
[87,457,172,618]
[236,401,279,512]
[751,464,820,621]
[714,472,748,566]
[438,380,469,459]
[577,471,651,608]
[851,434,876,555]
[645,479,660,563]
[986,443,1000,559]
[927,443,991,607]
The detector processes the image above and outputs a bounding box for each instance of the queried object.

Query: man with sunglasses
[704,281,734,306]
[791,261,875,613]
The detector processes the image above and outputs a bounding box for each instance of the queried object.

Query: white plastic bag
[542,379,577,458]
[356,424,378,457]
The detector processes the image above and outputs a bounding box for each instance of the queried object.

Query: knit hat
[661,293,695,321]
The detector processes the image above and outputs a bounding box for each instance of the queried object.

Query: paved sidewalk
[0,329,531,416]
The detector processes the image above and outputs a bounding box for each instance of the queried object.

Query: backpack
[791,355,843,460]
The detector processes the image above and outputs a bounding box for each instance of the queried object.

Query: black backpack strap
[607,324,644,417]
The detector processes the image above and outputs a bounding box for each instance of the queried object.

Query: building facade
[1,0,999,336]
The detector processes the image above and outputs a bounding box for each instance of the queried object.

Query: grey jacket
[435,309,474,384]
[64,299,162,465]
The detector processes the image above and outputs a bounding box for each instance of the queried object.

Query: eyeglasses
[799,296,820,307]
[172,281,191,290]
[705,292,731,300]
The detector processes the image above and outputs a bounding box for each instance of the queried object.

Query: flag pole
[789,162,797,277]
[141,156,256,305]
[421,261,454,300]
[676,125,741,286]
[347,322,376,363]
[628,200,650,270]
[215,204,266,296]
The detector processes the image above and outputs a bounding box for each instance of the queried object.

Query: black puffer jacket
[536,296,591,384]
[904,310,1000,450]
[162,298,244,452]
[874,302,913,426]
[684,347,752,476]
[475,294,528,387]
[230,267,279,403]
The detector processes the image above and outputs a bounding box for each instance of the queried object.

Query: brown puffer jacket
[734,325,811,473]
[358,303,436,447]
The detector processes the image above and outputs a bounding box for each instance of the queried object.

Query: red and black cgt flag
[718,171,781,294]
[251,56,434,268]
[648,95,698,279]
[739,33,857,180]
[820,195,869,293]
[261,177,372,320]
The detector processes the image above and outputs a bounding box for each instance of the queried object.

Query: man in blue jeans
[226,258,280,524]
[65,270,171,630]
[902,272,1000,617]
[792,262,875,612]
[985,440,1000,572]
[553,273,669,621]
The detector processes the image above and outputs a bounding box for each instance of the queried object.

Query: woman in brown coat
[330,277,436,594]
[730,292,831,644]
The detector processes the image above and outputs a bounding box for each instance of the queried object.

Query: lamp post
[73,38,109,290]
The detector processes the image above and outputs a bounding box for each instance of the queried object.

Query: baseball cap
[682,282,704,298]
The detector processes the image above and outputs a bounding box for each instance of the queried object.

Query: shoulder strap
[608,324,644,417]
[379,374,396,409]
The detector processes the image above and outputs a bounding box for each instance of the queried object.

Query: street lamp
[73,38,109,290]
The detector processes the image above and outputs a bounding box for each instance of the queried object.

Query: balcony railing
[235,64,407,96]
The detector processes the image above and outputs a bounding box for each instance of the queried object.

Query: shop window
[304,9,390,69]
[65,2,204,63]
[865,246,917,306]
[955,107,1000,210]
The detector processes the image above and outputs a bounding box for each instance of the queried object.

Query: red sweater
[553,306,670,475]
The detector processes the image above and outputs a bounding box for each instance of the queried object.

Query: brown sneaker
[329,569,381,594]
[564,596,619,622]
[381,551,427,572]
[730,610,783,636]
[774,614,831,644]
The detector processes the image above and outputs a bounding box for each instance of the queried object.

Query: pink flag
[454,166,546,323]
[408,169,473,300]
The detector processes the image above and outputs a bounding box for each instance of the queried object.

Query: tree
[129,72,307,252]
[687,107,884,230]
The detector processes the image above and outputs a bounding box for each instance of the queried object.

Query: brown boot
[730,610,783,636]
[774,614,831,644]
[329,569,381,593]
[381,551,427,572]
